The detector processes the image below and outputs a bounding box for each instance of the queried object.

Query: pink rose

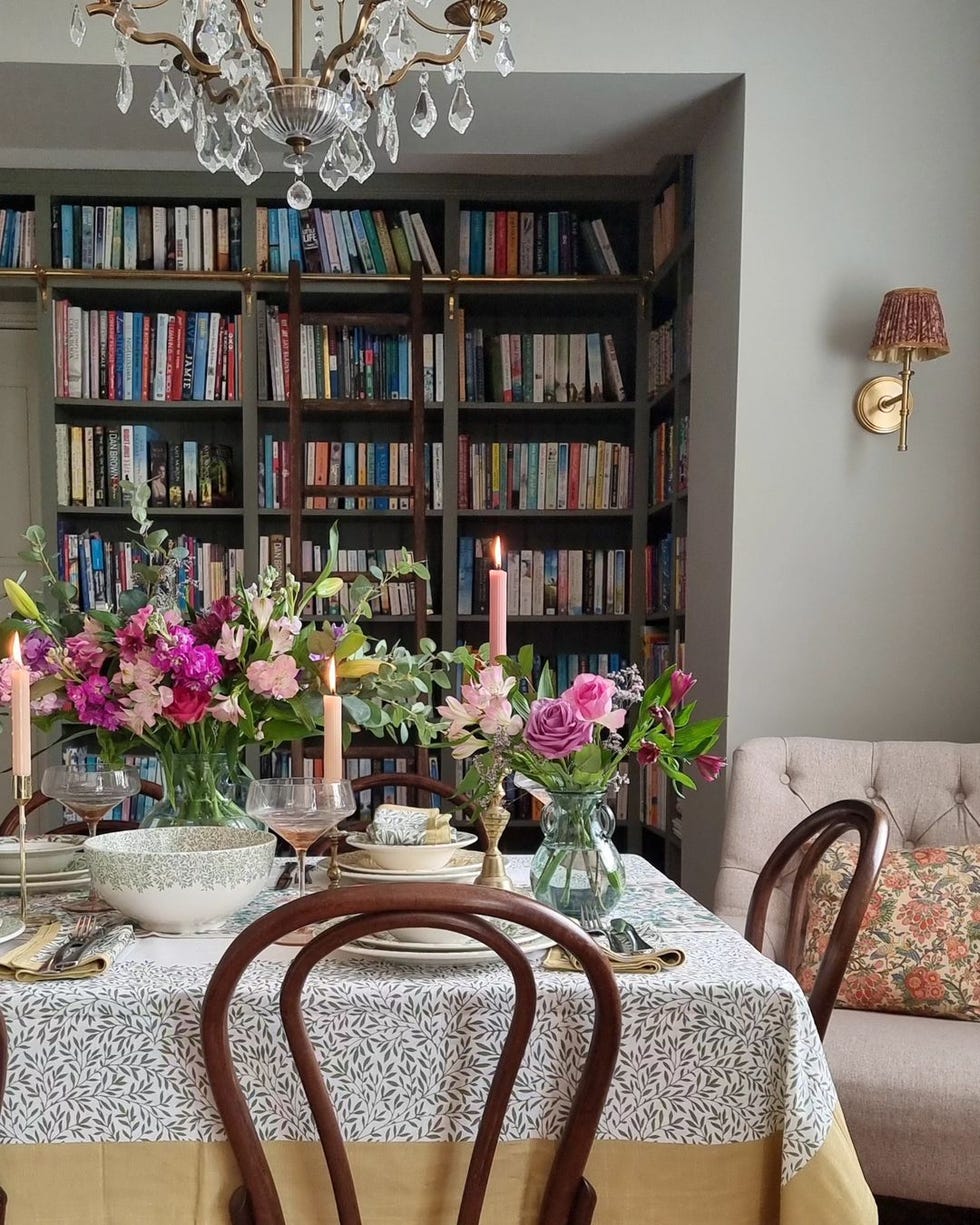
[695,753,725,782]
[524,698,593,760]
[163,684,210,727]
[247,655,300,700]
[562,673,626,731]
[637,742,661,767]
[669,669,697,709]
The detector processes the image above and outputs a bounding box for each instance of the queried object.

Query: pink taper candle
[322,657,343,782]
[9,634,31,777]
[489,536,507,663]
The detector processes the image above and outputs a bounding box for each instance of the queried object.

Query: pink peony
[669,669,697,709]
[637,742,661,767]
[247,655,300,700]
[695,753,726,782]
[562,673,625,730]
[524,698,593,760]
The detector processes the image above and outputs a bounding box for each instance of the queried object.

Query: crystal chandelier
[70,0,515,208]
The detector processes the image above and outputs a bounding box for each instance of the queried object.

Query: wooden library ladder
[284,259,431,779]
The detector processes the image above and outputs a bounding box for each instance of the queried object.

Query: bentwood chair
[201,884,622,1225]
[0,779,163,838]
[743,799,889,1039]
[0,1010,6,1223]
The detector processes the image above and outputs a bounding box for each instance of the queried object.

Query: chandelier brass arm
[85,1,220,77]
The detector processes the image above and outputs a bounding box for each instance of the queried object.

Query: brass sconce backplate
[854,375,913,435]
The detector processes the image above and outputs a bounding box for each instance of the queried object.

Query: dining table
[0,853,876,1225]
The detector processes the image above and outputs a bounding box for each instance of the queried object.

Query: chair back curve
[715,736,980,954]
[201,884,622,1225]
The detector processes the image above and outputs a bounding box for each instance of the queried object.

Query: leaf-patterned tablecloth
[0,856,837,1183]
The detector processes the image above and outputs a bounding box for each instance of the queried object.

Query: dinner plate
[341,930,554,965]
[0,872,91,894]
[354,920,542,955]
[0,916,25,944]
[331,849,484,878]
[0,858,90,887]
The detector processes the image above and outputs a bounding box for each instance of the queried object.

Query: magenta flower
[669,669,697,709]
[193,596,240,644]
[115,605,155,662]
[562,673,625,731]
[64,631,108,675]
[66,676,123,731]
[247,655,300,700]
[695,753,726,782]
[172,643,223,693]
[524,698,593,760]
[21,631,56,674]
[637,742,661,767]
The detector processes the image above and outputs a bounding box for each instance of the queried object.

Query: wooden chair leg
[568,1178,597,1225]
[0,1183,8,1225]
[229,1186,254,1225]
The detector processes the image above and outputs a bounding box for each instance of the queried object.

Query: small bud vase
[529,788,625,919]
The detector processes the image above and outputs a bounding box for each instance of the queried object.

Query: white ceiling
[0,64,737,173]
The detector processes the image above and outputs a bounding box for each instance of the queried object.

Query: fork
[47,915,97,971]
[579,899,632,955]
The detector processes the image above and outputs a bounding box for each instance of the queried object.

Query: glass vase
[141,752,260,830]
[529,788,626,919]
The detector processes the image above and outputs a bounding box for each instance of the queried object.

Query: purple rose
[523,698,593,760]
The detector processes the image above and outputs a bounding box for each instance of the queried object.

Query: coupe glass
[40,765,141,913]
[246,778,356,946]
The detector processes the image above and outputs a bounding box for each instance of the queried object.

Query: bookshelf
[2,160,695,880]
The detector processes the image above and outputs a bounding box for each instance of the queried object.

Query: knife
[50,925,103,972]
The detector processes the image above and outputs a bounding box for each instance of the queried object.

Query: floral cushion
[797,843,980,1021]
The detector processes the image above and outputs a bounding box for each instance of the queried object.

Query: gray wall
[4,2,980,902]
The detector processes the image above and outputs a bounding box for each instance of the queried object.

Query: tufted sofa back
[714,737,980,954]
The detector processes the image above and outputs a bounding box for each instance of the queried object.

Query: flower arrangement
[0,486,462,820]
[440,646,725,805]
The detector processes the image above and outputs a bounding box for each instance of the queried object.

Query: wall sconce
[854,287,950,452]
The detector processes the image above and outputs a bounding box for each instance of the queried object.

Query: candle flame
[10,633,22,667]
[493,536,502,569]
[327,656,337,694]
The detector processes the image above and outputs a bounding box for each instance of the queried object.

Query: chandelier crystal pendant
[74,0,515,207]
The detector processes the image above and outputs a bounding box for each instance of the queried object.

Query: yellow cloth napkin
[0,921,135,982]
[543,943,686,974]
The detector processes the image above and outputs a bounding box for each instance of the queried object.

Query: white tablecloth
[0,855,836,1184]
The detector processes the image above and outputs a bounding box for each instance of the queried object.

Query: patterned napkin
[0,922,135,982]
[369,804,454,845]
[543,943,686,974]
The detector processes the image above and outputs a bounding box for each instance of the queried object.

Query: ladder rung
[302,484,413,497]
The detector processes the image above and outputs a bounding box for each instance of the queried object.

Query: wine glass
[41,765,141,913]
[246,778,356,946]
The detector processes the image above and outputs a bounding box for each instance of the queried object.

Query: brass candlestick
[326,830,343,886]
[477,780,514,890]
[14,774,56,927]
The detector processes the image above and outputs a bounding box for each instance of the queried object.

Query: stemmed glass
[246,778,356,946]
[41,765,141,913]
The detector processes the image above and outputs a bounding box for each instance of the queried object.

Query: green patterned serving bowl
[83,826,277,934]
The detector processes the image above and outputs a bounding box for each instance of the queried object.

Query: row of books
[259,538,432,618]
[257,206,442,275]
[0,207,34,268]
[258,303,443,403]
[56,423,234,509]
[641,627,684,686]
[649,319,674,394]
[258,436,444,512]
[53,303,241,401]
[650,419,688,506]
[652,182,682,270]
[53,201,243,272]
[60,748,163,823]
[459,323,627,404]
[262,753,441,817]
[457,438,634,512]
[458,210,622,277]
[645,535,687,615]
[532,652,628,696]
[58,529,244,612]
[458,539,630,617]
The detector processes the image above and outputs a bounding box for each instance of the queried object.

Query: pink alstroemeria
[114,604,154,662]
[247,655,300,700]
[268,615,301,657]
[251,595,275,634]
[116,654,164,691]
[210,692,244,725]
[669,669,697,709]
[478,695,523,738]
[121,683,173,736]
[451,735,484,761]
[695,753,726,783]
[216,622,245,661]
[436,694,479,743]
[637,742,661,767]
[649,704,675,739]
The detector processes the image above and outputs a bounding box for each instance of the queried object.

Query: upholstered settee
[714,737,980,1209]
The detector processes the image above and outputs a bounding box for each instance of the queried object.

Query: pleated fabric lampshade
[868,287,950,363]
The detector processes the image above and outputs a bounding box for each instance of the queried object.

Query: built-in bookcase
[0,161,695,879]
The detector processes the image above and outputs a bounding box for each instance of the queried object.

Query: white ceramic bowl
[0,835,85,877]
[345,829,478,872]
[83,826,276,934]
